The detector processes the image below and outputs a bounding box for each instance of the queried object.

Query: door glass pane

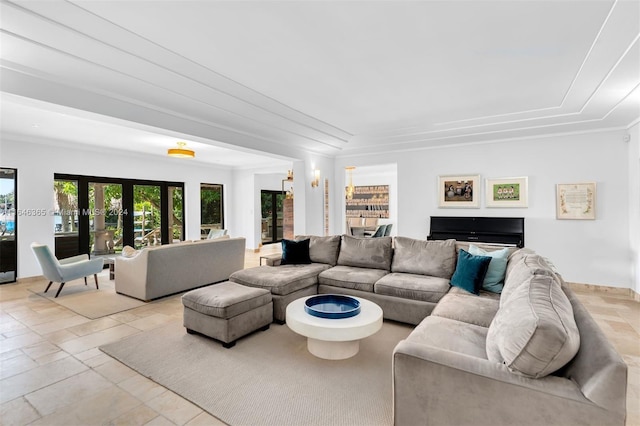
[261,192,273,244]
[89,183,123,255]
[201,184,223,239]
[168,185,184,243]
[134,185,161,249]
[275,193,285,240]
[54,179,80,259]
[0,168,17,283]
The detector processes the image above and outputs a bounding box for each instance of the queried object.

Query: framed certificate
[556,183,596,220]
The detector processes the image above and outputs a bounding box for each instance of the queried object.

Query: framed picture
[438,175,480,208]
[556,183,596,220]
[485,177,528,208]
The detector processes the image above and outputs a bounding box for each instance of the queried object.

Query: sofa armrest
[263,253,283,266]
[115,251,150,300]
[393,340,623,426]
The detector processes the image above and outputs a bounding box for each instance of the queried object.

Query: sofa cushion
[391,237,456,279]
[337,235,393,270]
[468,244,509,293]
[502,253,558,307]
[406,315,489,359]
[431,290,500,328]
[450,249,492,295]
[374,273,450,303]
[181,281,271,319]
[229,263,330,296]
[318,265,389,292]
[295,235,341,266]
[486,274,580,378]
[280,238,311,265]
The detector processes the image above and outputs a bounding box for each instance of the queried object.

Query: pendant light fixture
[345,166,356,200]
[167,142,195,158]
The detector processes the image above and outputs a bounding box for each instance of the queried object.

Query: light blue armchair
[31,243,104,298]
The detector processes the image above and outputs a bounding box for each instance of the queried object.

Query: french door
[261,190,285,244]
[54,174,184,258]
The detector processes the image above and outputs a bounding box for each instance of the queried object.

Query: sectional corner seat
[115,237,246,301]
[229,234,627,426]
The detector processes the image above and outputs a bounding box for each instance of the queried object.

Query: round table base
[307,338,359,360]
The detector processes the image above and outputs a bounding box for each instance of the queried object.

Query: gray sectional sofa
[229,234,627,426]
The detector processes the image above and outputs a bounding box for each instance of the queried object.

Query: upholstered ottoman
[182,281,273,348]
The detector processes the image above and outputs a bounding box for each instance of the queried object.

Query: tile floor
[1,244,638,426]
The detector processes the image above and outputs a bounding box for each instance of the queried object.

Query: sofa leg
[44,281,53,293]
[186,328,197,335]
[259,324,270,332]
[274,319,285,325]
[223,340,236,349]
[84,276,87,286]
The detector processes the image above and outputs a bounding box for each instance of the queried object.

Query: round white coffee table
[286,295,383,360]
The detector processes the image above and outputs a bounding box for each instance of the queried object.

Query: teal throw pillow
[468,244,509,293]
[281,238,311,265]
[450,249,492,295]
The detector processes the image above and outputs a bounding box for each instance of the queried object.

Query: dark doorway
[261,190,285,244]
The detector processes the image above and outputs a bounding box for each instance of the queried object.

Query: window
[200,184,224,239]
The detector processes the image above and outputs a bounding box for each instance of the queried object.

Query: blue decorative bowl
[304,294,361,319]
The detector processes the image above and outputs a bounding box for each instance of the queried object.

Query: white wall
[628,122,640,295]
[1,138,233,278]
[335,130,632,288]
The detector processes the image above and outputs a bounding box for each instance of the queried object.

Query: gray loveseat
[229,234,627,425]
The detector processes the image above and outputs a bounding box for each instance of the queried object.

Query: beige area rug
[27,276,146,319]
[100,320,413,426]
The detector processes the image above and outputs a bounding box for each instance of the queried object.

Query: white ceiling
[1,0,638,164]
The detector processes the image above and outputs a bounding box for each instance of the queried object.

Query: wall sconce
[311,169,320,188]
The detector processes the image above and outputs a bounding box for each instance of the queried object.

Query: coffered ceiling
[1,0,638,164]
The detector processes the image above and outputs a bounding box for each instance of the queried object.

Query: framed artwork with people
[438,175,480,208]
[485,177,528,208]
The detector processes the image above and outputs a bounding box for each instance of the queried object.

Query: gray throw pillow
[294,235,341,266]
[337,235,392,271]
[391,237,456,279]
[486,274,580,378]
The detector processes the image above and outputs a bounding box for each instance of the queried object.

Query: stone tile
[1,323,29,337]
[30,386,142,426]
[74,347,103,361]
[0,354,38,380]
[29,314,91,335]
[106,404,160,426]
[22,341,60,360]
[185,411,227,426]
[34,350,70,366]
[0,331,44,354]
[0,397,40,426]
[42,329,78,345]
[66,317,122,337]
[0,356,88,404]
[82,352,113,368]
[144,414,176,426]
[127,313,175,331]
[0,348,24,361]
[25,370,113,416]
[109,311,143,323]
[146,391,202,425]
[58,324,139,354]
[118,375,167,402]
[94,359,138,384]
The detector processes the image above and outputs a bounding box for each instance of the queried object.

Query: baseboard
[566,281,639,301]
[17,275,44,284]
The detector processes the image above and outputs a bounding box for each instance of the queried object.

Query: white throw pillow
[121,245,139,258]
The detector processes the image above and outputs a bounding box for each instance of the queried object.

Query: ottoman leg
[223,340,236,348]
[186,328,197,335]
